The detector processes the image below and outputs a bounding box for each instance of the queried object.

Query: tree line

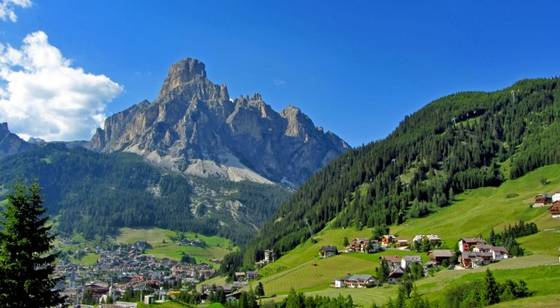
[0,144,289,244]
[488,221,538,257]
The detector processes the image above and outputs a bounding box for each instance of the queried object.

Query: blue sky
[2,1,560,145]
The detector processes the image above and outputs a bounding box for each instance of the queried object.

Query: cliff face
[91,58,349,186]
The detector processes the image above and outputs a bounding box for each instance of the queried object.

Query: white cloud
[0,31,123,141]
[0,0,31,22]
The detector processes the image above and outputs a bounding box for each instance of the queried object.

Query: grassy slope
[116,227,235,266]
[391,164,560,245]
[55,235,100,266]
[257,226,429,294]
[256,164,560,306]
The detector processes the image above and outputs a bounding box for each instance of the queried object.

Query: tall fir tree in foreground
[0,183,64,307]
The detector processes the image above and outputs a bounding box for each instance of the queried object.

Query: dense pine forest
[241,78,560,265]
[0,144,289,243]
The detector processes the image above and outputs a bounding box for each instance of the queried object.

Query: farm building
[458,238,487,252]
[550,201,560,219]
[319,245,338,258]
[428,249,454,264]
[332,274,377,288]
[533,194,553,208]
[381,234,397,246]
[400,255,422,269]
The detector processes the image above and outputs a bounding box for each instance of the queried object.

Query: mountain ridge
[90,58,349,186]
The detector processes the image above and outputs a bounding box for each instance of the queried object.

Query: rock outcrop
[90,58,349,186]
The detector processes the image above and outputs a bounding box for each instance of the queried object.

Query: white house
[333,279,345,288]
[489,246,509,261]
[552,192,560,203]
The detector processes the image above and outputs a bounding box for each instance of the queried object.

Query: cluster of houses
[323,232,513,289]
[533,193,560,219]
[56,241,218,305]
[197,270,262,304]
[234,271,260,281]
[321,236,400,259]
[321,233,439,260]
[458,238,509,269]
[331,254,423,289]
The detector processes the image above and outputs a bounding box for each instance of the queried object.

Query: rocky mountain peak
[281,105,301,116]
[90,58,349,185]
[158,58,229,102]
[163,58,206,87]
[0,122,32,158]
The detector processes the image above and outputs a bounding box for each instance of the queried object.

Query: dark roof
[388,267,404,278]
[320,245,338,252]
[343,274,374,282]
[461,238,485,243]
[353,238,370,242]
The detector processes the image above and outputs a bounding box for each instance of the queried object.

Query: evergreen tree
[376,260,390,282]
[0,183,64,307]
[372,225,389,240]
[255,282,265,297]
[285,288,303,308]
[488,228,496,245]
[483,269,500,305]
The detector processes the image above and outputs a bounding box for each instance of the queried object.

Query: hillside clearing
[116,227,235,265]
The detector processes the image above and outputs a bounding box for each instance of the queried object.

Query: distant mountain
[0,122,33,158]
[90,58,349,186]
[243,78,560,261]
[0,139,289,243]
[0,58,349,244]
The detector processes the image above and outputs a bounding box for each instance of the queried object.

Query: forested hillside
[243,78,560,264]
[0,144,289,243]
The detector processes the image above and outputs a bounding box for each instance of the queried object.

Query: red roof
[550,201,560,214]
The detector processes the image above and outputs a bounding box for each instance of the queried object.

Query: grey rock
[90,58,349,186]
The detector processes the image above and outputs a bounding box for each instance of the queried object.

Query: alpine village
[0,2,559,308]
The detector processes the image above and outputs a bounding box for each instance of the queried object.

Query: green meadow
[116,227,235,266]
[253,164,560,306]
